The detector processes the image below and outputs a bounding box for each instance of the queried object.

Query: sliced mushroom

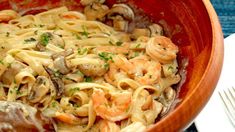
[84,3,109,21]
[51,48,74,60]
[78,57,107,77]
[107,4,134,32]
[0,101,54,131]
[80,0,105,6]
[108,4,134,21]
[53,56,70,75]
[1,61,26,85]
[43,66,64,98]
[36,32,65,51]
[148,24,163,37]
[28,76,50,103]
[52,49,73,75]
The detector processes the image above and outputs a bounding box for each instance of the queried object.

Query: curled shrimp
[92,89,132,122]
[112,55,161,85]
[0,10,19,22]
[130,57,161,85]
[146,36,178,64]
[104,63,129,86]
[99,120,120,132]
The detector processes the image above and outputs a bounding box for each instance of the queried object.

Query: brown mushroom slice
[148,24,164,36]
[52,49,73,75]
[53,56,70,74]
[84,3,109,21]
[51,48,74,60]
[43,66,64,97]
[80,0,105,6]
[36,32,65,51]
[107,4,134,32]
[108,4,135,21]
[28,76,50,103]
[77,58,107,77]
[1,61,26,85]
[0,101,54,131]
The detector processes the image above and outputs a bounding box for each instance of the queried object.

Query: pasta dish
[0,0,181,131]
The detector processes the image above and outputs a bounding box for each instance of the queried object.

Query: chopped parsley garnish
[39,24,45,28]
[39,33,52,46]
[6,32,10,37]
[80,25,89,37]
[51,101,57,107]
[54,70,62,77]
[74,104,80,107]
[34,30,38,35]
[109,40,114,45]
[76,34,82,40]
[168,66,174,71]
[24,38,36,43]
[0,60,4,65]
[135,43,141,48]
[84,77,92,82]
[16,89,22,95]
[77,48,88,55]
[98,52,114,62]
[116,41,123,46]
[69,87,80,95]
[104,63,109,70]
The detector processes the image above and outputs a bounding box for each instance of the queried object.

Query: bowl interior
[0,0,220,131]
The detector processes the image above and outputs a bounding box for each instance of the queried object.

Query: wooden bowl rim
[148,0,224,131]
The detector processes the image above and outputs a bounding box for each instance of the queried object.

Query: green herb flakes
[80,25,89,37]
[69,87,80,95]
[98,52,113,62]
[77,48,88,55]
[116,41,123,46]
[0,60,4,65]
[6,32,10,37]
[39,32,52,46]
[84,77,92,82]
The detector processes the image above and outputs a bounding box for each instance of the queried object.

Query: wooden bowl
[0,0,223,131]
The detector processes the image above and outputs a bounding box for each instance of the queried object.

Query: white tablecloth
[194,34,235,132]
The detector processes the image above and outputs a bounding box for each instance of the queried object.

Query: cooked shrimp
[146,36,178,64]
[0,10,19,22]
[92,89,132,122]
[130,58,161,85]
[104,63,129,86]
[99,120,120,132]
[112,55,161,85]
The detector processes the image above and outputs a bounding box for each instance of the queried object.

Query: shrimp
[92,89,132,122]
[130,57,161,85]
[0,10,19,22]
[99,120,120,132]
[112,55,161,85]
[146,36,178,64]
[104,63,129,86]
